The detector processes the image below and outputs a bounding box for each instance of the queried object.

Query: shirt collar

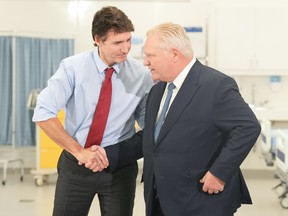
[172,57,196,90]
[93,47,122,74]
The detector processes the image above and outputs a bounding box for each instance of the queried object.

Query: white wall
[0,0,288,110]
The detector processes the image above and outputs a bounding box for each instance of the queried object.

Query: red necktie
[85,67,114,148]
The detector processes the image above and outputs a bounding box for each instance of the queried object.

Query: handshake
[77,145,109,172]
[76,130,144,173]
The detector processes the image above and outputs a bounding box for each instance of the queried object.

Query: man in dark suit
[142,22,261,216]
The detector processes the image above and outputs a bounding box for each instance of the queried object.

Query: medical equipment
[260,118,276,166]
[31,110,64,186]
[0,150,24,185]
[272,129,288,208]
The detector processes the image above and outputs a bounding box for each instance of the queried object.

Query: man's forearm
[105,130,143,172]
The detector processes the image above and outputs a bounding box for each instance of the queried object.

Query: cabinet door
[38,110,64,169]
[216,7,255,70]
[255,8,288,70]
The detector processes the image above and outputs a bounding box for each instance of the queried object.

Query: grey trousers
[52,150,138,216]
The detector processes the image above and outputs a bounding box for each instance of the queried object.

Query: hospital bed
[260,118,276,166]
[272,129,288,208]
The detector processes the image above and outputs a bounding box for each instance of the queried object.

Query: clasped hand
[77,145,109,172]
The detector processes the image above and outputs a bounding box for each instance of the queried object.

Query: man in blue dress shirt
[33,6,153,216]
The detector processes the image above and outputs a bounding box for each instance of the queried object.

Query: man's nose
[121,42,131,53]
[143,57,149,66]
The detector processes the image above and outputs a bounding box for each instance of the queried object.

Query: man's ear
[171,48,180,63]
[94,35,101,47]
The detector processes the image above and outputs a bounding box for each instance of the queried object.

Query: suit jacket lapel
[155,60,202,145]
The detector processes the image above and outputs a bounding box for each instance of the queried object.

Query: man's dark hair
[91,6,134,46]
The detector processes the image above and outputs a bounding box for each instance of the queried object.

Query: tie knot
[105,67,114,79]
[168,83,175,91]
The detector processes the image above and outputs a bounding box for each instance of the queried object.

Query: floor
[1,145,288,216]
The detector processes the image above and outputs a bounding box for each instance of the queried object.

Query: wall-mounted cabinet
[216,6,288,75]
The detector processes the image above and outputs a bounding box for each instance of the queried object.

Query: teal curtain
[0,36,74,146]
[0,36,13,145]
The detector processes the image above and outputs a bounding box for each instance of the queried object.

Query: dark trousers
[52,150,138,216]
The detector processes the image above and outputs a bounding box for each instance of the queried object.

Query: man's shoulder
[125,56,143,65]
[123,57,149,73]
[62,50,93,65]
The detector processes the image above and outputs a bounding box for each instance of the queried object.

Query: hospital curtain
[0,36,13,145]
[0,36,74,147]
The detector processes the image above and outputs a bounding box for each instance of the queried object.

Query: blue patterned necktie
[154,83,175,142]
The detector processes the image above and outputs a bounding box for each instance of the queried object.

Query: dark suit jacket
[105,130,143,172]
[142,60,261,216]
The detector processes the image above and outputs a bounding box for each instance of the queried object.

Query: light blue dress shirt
[33,48,153,147]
